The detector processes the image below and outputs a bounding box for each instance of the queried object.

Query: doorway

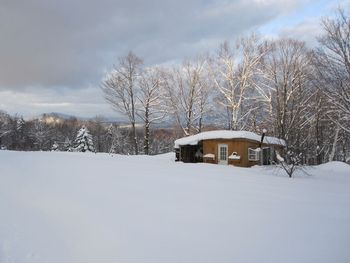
[262,147,272,165]
[218,144,228,165]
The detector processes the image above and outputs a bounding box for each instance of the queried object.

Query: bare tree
[196,71,213,133]
[102,51,143,154]
[308,8,350,162]
[164,59,206,136]
[29,119,53,151]
[302,89,331,164]
[313,8,350,133]
[276,150,306,178]
[257,39,314,156]
[137,68,166,155]
[208,35,267,130]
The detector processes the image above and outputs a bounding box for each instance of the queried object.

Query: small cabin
[174,130,285,167]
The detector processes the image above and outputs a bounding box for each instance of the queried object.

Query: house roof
[174,130,286,148]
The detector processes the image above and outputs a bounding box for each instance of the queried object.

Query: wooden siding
[202,139,281,167]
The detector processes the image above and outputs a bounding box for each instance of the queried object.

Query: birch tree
[209,35,267,130]
[137,68,166,155]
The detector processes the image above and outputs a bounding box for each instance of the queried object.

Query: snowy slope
[0,151,349,263]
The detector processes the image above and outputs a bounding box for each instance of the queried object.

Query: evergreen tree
[63,137,72,152]
[74,126,95,152]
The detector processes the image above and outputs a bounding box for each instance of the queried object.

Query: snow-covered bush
[51,141,59,151]
[276,150,305,178]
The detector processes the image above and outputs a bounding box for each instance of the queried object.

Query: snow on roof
[174,130,286,148]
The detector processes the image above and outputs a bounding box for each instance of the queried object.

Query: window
[248,148,260,161]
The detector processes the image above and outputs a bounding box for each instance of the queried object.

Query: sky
[0,0,347,119]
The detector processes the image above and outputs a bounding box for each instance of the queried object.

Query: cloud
[0,0,304,89]
[0,0,310,117]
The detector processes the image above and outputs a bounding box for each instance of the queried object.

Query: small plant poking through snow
[74,126,95,153]
[276,149,305,178]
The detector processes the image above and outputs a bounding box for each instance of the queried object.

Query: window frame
[248,148,260,161]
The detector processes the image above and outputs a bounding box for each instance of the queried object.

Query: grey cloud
[0,0,304,90]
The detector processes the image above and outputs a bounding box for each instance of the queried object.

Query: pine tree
[16,117,25,132]
[74,126,95,152]
[63,137,72,152]
[15,116,26,149]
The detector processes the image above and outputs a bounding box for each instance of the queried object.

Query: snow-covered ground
[0,151,349,263]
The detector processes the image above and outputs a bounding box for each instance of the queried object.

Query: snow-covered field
[0,151,349,263]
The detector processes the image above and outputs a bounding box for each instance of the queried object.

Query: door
[218,144,228,165]
[262,147,271,165]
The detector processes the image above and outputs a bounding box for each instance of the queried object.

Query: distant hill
[43,112,78,120]
[41,112,125,124]
[40,112,174,128]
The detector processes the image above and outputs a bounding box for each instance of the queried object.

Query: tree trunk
[198,115,202,133]
[144,106,150,155]
[131,122,138,155]
[329,122,340,162]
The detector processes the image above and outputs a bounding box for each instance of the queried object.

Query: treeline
[0,113,176,154]
[100,9,350,164]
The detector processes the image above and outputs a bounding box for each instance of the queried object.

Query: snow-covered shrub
[276,149,305,178]
[51,141,59,151]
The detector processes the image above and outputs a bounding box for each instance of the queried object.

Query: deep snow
[0,151,349,263]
